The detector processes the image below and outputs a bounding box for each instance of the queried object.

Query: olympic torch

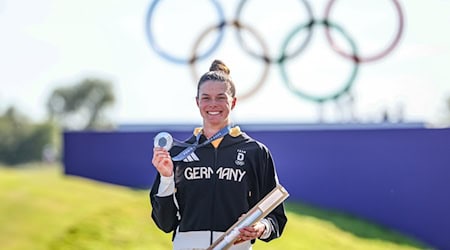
[207,184,289,250]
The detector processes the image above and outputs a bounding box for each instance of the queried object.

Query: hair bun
[209,59,230,75]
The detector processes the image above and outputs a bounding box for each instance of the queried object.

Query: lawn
[0,163,430,250]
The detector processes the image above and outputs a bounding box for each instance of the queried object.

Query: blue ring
[145,0,226,64]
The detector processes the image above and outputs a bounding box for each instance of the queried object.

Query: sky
[1,0,450,126]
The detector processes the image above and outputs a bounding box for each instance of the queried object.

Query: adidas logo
[183,152,200,162]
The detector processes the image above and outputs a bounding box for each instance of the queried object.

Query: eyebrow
[200,93,227,96]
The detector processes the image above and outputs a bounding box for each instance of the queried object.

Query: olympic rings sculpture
[145,0,404,103]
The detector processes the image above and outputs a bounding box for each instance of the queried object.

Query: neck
[203,123,230,138]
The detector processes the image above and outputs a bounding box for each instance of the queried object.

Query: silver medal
[153,132,173,151]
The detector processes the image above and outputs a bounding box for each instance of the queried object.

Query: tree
[47,78,115,130]
[0,107,58,165]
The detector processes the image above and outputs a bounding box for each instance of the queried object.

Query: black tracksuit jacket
[150,128,287,244]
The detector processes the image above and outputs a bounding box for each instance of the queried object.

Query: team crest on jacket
[235,149,246,166]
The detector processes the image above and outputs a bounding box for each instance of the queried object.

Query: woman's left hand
[233,221,266,245]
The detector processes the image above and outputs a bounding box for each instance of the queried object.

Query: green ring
[279,19,359,103]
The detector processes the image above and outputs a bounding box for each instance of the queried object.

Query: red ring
[324,0,404,63]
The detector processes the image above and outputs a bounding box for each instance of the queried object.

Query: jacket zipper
[209,147,219,245]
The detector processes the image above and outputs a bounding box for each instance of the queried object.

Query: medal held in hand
[153,126,230,161]
[153,132,174,151]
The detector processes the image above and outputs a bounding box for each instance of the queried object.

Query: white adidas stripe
[183,152,200,162]
[191,152,200,161]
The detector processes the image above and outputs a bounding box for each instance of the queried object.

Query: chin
[206,117,225,125]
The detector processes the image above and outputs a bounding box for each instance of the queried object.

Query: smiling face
[196,80,236,130]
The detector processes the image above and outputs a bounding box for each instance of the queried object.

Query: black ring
[145,0,404,103]
[233,0,315,64]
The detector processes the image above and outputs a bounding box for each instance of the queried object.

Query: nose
[208,98,219,106]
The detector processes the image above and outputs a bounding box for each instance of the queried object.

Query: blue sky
[1,0,450,125]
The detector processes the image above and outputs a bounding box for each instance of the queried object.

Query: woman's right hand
[152,147,174,177]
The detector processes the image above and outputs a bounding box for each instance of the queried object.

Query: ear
[196,97,199,107]
[231,97,237,110]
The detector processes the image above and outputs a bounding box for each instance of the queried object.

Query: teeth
[208,111,220,115]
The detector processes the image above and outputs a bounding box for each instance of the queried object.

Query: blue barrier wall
[64,124,450,249]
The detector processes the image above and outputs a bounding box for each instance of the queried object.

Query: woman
[150,60,287,249]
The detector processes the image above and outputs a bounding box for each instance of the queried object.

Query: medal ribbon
[172,126,230,161]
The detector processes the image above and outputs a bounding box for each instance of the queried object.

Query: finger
[239,226,254,234]
[155,152,169,161]
[233,238,243,245]
[154,147,169,153]
[243,228,258,239]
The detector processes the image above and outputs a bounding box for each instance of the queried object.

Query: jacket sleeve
[256,144,288,242]
[149,173,179,233]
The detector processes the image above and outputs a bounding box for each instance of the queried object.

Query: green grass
[0,163,431,250]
